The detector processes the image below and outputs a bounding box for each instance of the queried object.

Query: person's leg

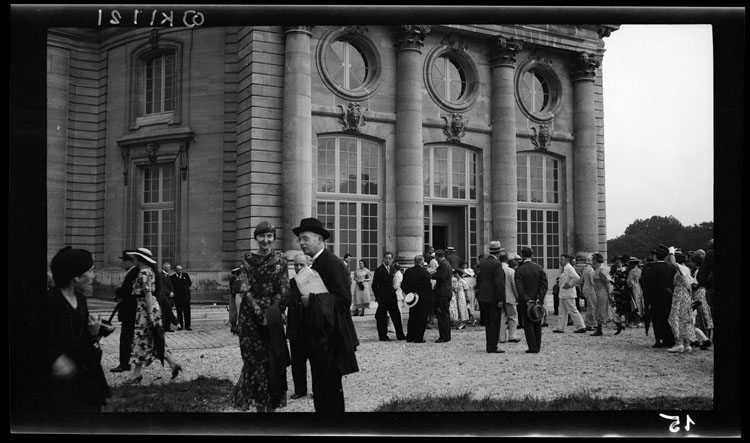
[436,296,451,341]
[555,299,570,332]
[118,318,135,369]
[184,298,192,329]
[506,304,519,340]
[567,300,586,331]
[289,340,308,396]
[375,302,388,340]
[499,305,508,343]
[388,301,406,339]
[414,302,428,342]
[534,321,543,352]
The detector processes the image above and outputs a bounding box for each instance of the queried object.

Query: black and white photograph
[10,4,742,437]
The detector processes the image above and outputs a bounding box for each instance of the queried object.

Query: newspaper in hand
[294,265,329,296]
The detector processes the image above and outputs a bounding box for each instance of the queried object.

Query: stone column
[488,36,523,252]
[393,25,430,265]
[571,52,603,254]
[281,26,314,252]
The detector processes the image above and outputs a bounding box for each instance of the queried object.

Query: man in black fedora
[640,244,676,348]
[293,217,359,412]
[515,246,548,353]
[431,249,454,343]
[476,241,506,353]
[110,250,140,373]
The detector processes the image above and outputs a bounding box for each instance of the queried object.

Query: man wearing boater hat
[293,217,359,412]
[110,250,140,373]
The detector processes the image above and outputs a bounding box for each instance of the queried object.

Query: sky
[601,24,714,239]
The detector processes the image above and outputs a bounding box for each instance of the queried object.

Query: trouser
[406,299,429,342]
[553,292,560,315]
[375,299,405,339]
[557,298,586,331]
[652,300,675,347]
[289,339,310,395]
[519,302,543,352]
[118,318,136,367]
[176,296,191,328]
[499,303,519,342]
[435,295,452,341]
[480,301,502,352]
[308,337,345,412]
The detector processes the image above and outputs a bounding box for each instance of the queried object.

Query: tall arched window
[517,153,562,270]
[139,163,176,266]
[316,135,381,270]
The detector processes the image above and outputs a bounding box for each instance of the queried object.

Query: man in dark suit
[431,249,453,343]
[160,262,176,332]
[401,254,433,343]
[287,253,313,399]
[371,251,406,341]
[171,265,193,331]
[110,250,140,373]
[294,217,359,413]
[515,246,549,353]
[640,244,676,348]
[476,241,506,353]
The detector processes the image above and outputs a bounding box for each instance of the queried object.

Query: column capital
[394,25,431,51]
[571,51,602,81]
[284,25,314,35]
[488,35,524,67]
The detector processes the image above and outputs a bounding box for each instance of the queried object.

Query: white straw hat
[127,247,157,264]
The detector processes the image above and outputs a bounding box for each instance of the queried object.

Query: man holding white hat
[401,255,433,343]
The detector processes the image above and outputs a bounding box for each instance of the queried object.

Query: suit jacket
[640,261,675,309]
[116,266,140,322]
[401,264,433,304]
[286,278,305,341]
[160,271,174,295]
[558,263,581,299]
[431,260,454,299]
[696,249,714,289]
[170,272,192,299]
[501,262,518,305]
[372,263,397,304]
[476,255,506,305]
[514,259,548,304]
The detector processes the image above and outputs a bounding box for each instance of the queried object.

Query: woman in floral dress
[626,257,644,327]
[665,248,696,353]
[126,248,183,384]
[230,221,290,412]
[449,269,470,329]
[589,253,624,336]
[351,260,372,316]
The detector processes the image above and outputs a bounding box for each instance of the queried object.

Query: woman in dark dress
[610,255,632,326]
[47,246,114,412]
[230,221,290,412]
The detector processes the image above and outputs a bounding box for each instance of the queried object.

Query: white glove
[667,246,676,255]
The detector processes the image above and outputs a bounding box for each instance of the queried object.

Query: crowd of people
[45,218,714,413]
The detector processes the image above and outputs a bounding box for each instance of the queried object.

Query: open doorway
[429,205,466,263]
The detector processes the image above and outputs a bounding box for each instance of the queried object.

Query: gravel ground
[101,312,713,413]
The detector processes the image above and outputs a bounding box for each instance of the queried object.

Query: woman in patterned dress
[589,253,624,336]
[665,248,696,353]
[230,221,290,412]
[450,269,470,329]
[626,257,644,327]
[126,248,183,384]
[351,260,372,316]
[690,255,713,348]
[610,256,632,326]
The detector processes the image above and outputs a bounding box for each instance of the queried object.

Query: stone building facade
[47,24,618,300]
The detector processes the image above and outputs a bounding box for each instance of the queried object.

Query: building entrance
[430,205,466,263]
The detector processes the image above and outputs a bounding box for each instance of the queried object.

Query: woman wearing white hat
[124,248,183,384]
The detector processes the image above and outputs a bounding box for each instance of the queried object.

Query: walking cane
[96,302,120,345]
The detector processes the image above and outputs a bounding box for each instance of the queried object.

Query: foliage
[375,389,712,412]
[607,216,713,260]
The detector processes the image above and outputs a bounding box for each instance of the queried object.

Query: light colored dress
[351,267,372,309]
[449,275,470,323]
[131,267,165,367]
[592,265,618,324]
[668,264,696,343]
[626,266,644,318]
[464,275,477,312]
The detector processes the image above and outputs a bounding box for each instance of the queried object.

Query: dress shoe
[110,365,131,373]
[498,340,507,343]
[541,323,549,327]
[487,349,505,353]
[396,336,406,341]
[553,329,564,333]
[700,339,712,350]
[379,337,391,341]
[413,339,426,343]
[457,324,466,330]
[124,375,143,385]
[508,338,521,343]
[652,342,663,348]
[574,328,587,333]
[171,364,183,379]
[290,393,306,400]
[525,350,538,353]
[614,324,624,335]
[585,326,594,331]
[435,338,450,343]
[185,327,192,331]
[590,330,603,336]
[667,344,684,353]
[177,326,183,331]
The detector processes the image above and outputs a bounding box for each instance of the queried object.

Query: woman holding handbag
[351,260,372,316]
[47,246,115,412]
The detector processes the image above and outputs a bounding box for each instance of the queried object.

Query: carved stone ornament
[531,124,552,151]
[443,113,467,143]
[340,102,366,132]
[488,35,524,66]
[179,142,189,180]
[528,50,553,67]
[441,33,468,52]
[146,142,160,164]
[121,148,130,186]
[571,52,602,81]
[343,25,369,35]
[149,29,159,49]
[394,25,431,50]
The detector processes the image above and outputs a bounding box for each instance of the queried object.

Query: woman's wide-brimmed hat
[527,302,546,323]
[127,247,157,264]
[292,217,331,240]
[462,268,475,277]
[627,256,641,264]
[404,292,419,308]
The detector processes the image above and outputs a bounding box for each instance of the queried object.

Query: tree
[607,216,713,260]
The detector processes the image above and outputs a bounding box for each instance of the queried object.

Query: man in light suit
[498,250,520,343]
[371,251,406,341]
[294,217,359,413]
[476,241,506,353]
[515,246,549,353]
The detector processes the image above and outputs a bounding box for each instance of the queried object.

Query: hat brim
[127,251,156,264]
[527,304,545,322]
[404,292,419,308]
[292,226,330,240]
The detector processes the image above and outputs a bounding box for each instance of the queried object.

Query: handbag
[357,281,365,291]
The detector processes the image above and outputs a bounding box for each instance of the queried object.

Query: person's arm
[514,271,527,303]
[276,254,290,312]
[538,267,548,301]
[494,265,505,306]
